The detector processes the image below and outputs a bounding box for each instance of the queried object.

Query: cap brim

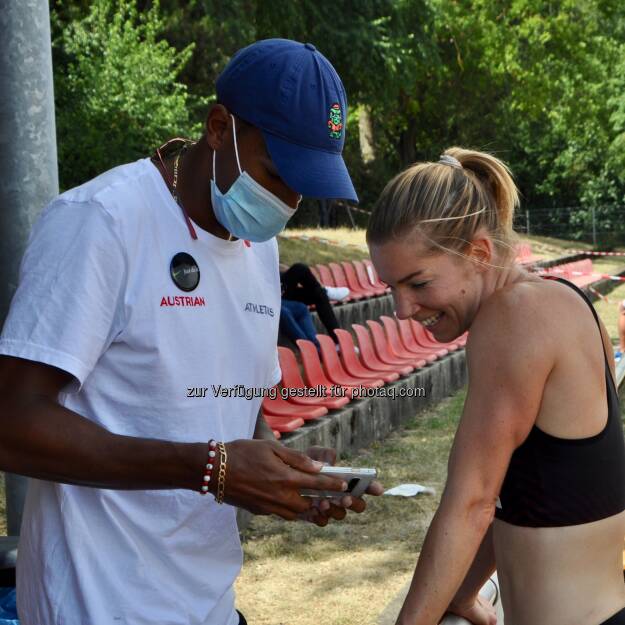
[263,131,358,202]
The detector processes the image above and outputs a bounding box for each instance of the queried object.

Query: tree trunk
[398,116,418,167]
[358,105,376,164]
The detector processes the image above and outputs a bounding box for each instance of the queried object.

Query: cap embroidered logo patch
[328,103,343,139]
[170,252,200,292]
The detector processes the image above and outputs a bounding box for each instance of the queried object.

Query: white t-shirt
[0,158,282,625]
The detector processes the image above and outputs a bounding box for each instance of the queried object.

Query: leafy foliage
[53,0,199,189]
[52,0,625,243]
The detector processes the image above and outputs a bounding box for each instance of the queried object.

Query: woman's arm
[396,288,555,625]
[448,524,496,613]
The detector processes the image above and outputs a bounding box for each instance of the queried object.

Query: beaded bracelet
[216,441,228,504]
[200,439,218,495]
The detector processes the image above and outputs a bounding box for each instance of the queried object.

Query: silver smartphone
[301,466,378,498]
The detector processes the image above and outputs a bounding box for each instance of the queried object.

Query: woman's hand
[447,595,497,625]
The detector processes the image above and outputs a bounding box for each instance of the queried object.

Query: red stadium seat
[425,327,464,350]
[367,320,425,369]
[310,265,321,282]
[296,339,357,399]
[263,388,328,420]
[363,259,390,292]
[411,320,459,352]
[455,331,468,347]
[353,260,387,296]
[328,263,364,300]
[317,334,384,388]
[380,315,437,363]
[341,261,377,298]
[352,323,413,376]
[314,264,336,288]
[264,414,305,433]
[278,347,350,409]
[334,329,399,383]
[397,318,447,359]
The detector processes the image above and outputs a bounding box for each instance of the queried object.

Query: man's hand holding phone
[298,446,383,526]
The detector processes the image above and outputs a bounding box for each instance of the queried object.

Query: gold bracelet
[216,442,228,504]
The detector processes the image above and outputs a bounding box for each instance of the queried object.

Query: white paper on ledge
[383,483,436,497]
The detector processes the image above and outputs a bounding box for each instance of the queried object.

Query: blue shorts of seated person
[280,299,320,350]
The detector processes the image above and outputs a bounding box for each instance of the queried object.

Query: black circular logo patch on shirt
[170,252,200,292]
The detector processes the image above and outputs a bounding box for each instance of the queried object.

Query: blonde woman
[367,149,625,625]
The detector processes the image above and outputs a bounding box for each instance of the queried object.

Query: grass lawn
[278,234,369,267]
[280,227,623,266]
[593,282,625,345]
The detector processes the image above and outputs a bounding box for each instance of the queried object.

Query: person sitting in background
[280,262,348,344]
[280,299,321,350]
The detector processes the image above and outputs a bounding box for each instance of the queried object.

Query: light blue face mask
[211,115,298,242]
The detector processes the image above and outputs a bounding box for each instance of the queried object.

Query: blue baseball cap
[216,39,358,202]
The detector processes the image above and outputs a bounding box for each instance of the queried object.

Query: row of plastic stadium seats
[264,316,467,434]
[543,259,596,287]
[311,259,389,302]
[515,243,542,265]
[313,244,541,304]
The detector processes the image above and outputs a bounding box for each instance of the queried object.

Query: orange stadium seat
[353,260,387,296]
[411,320,459,352]
[264,414,305,433]
[363,259,389,292]
[367,320,426,369]
[277,346,350,409]
[380,315,437,364]
[397,318,447,359]
[262,388,328,420]
[328,263,364,301]
[352,323,413,377]
[317,334,384,388]
[334,329,399,384]
[314,264,336,287]
[340,261,377,298]
[296,339,358,399]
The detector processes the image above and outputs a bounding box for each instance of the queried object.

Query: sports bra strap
[545,276,611,372]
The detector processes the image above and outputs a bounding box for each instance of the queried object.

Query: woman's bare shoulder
[468,278,581,354]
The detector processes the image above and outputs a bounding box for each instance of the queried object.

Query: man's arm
[0,356,346,519]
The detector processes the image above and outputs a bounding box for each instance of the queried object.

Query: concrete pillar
[0,0,59,535]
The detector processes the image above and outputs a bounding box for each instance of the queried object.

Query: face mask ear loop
[230,114,243,175]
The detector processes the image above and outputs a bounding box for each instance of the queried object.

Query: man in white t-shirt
[0,39,381,625]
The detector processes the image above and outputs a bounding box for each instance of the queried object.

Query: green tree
[53,0,199,189]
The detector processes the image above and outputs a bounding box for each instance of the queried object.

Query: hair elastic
[438,154,462,169]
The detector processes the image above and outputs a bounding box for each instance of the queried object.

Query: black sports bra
[495,278,625,527]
